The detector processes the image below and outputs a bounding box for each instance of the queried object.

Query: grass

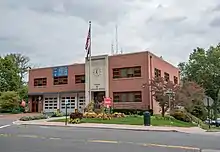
[50,115,196,127]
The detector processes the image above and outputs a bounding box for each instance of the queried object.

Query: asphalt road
[1,124,220,152]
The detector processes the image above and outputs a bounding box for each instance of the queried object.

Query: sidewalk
[13,117,215,135]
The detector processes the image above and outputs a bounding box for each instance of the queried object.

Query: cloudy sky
[1,0,220,68]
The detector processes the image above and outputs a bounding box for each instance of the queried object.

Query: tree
[175,81,207,120]
[175,81,205,110]
[178,43,220,119]
[7,53,30,84]
[0,56,20,92]
[150,77,178,117]
[0,91,20,112]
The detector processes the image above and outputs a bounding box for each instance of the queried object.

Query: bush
[0,91,20,112]
[112,109,148,115]
[69,112,83,124]
[170,110,191,122]
[19,114,48,121]
[153,115,176,121]
[111,112,126,118]
[83,112,97,118]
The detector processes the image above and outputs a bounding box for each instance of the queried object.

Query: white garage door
[60,96,76,114]
[44,96,58,113]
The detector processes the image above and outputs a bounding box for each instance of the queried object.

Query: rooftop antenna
[111,40,115,55]
[115,24,119,54]
[120,47,123,54]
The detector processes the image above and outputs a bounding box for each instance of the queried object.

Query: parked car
[205,118,220,127]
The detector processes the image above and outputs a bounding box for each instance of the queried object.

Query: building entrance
[93,91,105,109]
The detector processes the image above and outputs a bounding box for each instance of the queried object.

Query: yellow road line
[144,143,200,150]
[17,134,39,138]
[49,137,61,140]
[88,140,118,144]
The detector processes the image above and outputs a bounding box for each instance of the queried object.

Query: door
[31,96,39,112]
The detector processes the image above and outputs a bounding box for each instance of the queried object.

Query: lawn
[50,115,196,127]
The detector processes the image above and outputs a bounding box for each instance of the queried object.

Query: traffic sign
[104,97,112,107]
[203,96,214,107]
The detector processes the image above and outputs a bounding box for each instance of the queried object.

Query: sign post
[203,96,214,129]
[104,97,112,113]
[65,99,70,126]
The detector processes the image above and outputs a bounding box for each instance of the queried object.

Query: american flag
[85,21,91,59]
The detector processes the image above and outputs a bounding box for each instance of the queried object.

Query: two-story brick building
[28,51,180,114]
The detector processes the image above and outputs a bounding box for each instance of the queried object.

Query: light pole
[165,89,174,113]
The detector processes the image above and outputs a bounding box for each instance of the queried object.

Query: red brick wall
[148,52,180,113]
[109,52,149,110]
[28,64,85,94]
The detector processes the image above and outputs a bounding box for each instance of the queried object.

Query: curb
[13,121,179,133]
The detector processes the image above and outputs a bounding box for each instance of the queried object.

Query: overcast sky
[1,0,220,68]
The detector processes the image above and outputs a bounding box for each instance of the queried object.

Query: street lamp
[165,89,174,113]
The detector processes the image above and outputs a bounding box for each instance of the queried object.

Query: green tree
[178,43,220,119]
[0,91,20,112]
[6,53,30,85]
[0,56,20,92]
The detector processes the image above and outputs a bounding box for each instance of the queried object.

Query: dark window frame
[174,76,178,84]
[53,76,68,85]
[164,72,170,81]
[113,91,142,102]
[75,75,85,84]
[154,68,161,78]
[34,78,47,86]
[113,66,141,79]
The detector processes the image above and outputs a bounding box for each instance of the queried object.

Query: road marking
[49,137,61,140]
[144,143,200,150]
[88,140,119,144]
[0,124,11,129]
[0,133,202,151]
[17,134,39,138]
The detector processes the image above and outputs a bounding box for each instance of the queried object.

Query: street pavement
[1,124,220,152]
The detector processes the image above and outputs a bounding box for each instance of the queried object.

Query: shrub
[0,91,20,112]
[83,112,97,118]
[96,113,112,120]
[112,112,126,118]
[153,115,176,121]
[170,110,191,122]
[69,112,83,124]
[19,114,48,121]
[70,112,83,120]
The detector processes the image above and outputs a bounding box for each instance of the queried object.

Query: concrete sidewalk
[13,117,213,135]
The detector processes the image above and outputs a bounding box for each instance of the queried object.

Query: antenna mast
[111,40,114,55]
[115,24,119,54]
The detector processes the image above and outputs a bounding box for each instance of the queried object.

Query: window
[113,91,142,102]
[154,68,161,78]
[53,76,68,85]
[174,76,178,84]
[75,75,85,84]
[113,66,141,79]
[164,72,170,81]
[34,78,47,86]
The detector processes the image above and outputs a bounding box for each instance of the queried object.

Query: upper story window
[164,72,170,81]
[174,76,178,84]
[154,68,161,78]
[53,76,68,85]
[113,91,142,102]
[53,66,68,85]
[75,75,85,84]
[34,78,47,86]
[113,66,141,79]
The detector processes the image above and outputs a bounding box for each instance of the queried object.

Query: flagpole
[88,21,92,105]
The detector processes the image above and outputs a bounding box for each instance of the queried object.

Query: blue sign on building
[53,66,68,77]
